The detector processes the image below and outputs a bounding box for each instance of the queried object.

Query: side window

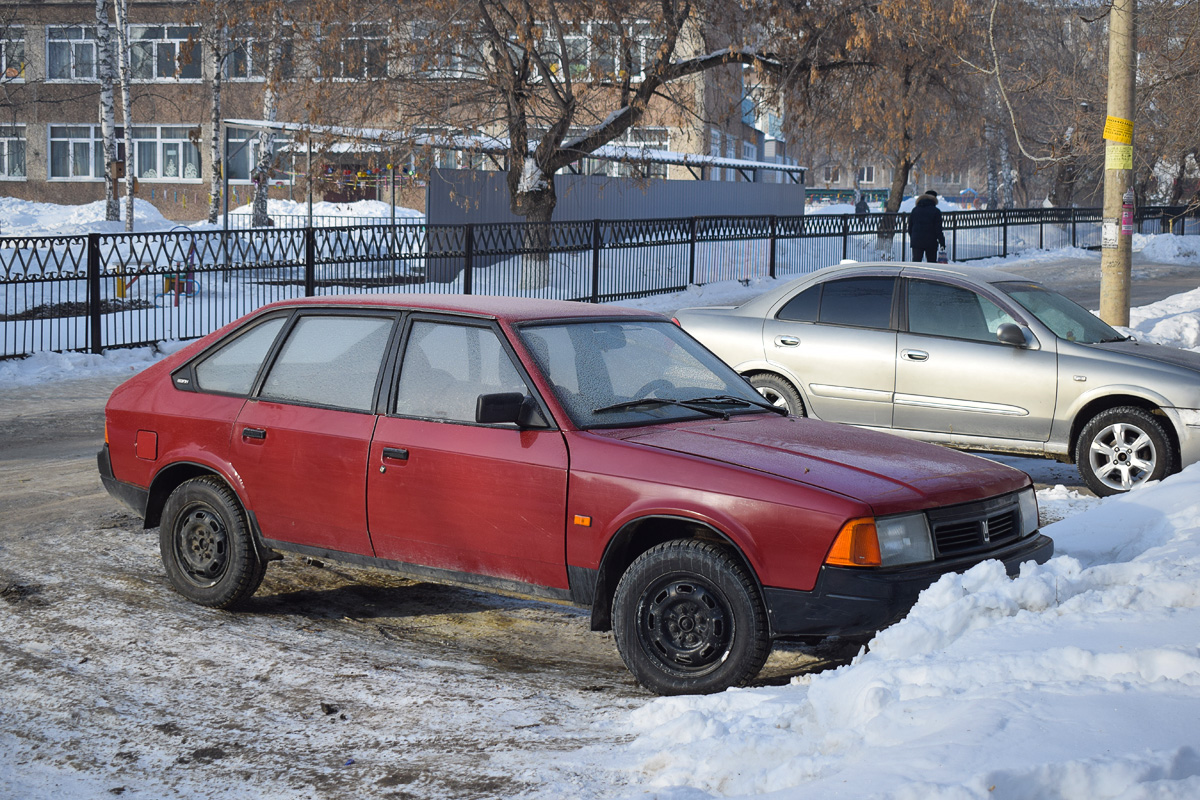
[193,316,286,395]
[818,277,895,329]
[259,315,393,411]
[395,321,530,423]
[777,285,820,322]
[907,281,1017,342]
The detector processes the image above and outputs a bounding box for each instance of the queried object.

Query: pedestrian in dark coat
[909,190,945,262]
[855,197,869,215]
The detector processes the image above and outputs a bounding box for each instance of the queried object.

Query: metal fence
[2,205,1197,358]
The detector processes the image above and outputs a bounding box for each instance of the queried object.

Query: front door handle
[774,335,800,347]
[242,427,267,440]
[901,349,929,362]
[382,447,409,462]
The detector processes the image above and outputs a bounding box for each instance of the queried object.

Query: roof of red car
[257,294,658,322]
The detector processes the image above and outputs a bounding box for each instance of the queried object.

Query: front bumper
[97,445,149,518]
[764,532,1054,641]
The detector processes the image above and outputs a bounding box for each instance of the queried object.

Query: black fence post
[590,219,601,303]
[951,215,958,261]
[463,223,474,296]
[1071,209,1077,248]
[304,226,316,297]
[1002,210,1008,257]
[87,232,102,354]
[769,215,779,279]
[688,217,698,286]
[841,214,849,262]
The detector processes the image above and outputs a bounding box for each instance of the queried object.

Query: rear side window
[818,277,895,329]
[260,315,394,412]
[777,285,821,322]
[193,316,286,395]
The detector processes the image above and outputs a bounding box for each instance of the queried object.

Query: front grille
[927,494,1022,557]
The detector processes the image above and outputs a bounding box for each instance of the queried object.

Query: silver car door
[762,275,897,427]
[894,278,1057,442]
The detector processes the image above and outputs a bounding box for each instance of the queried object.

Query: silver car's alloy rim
[755,387,788,408]
[1088,421,1158,492]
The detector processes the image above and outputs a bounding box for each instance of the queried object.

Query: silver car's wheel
[1075,407,1174,497]
[748,374,805,417]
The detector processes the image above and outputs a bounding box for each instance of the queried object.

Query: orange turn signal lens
[825,517,882,567]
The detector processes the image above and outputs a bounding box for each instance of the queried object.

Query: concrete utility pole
[1099,0,1138,326]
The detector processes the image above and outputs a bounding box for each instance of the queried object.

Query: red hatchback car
[99,295,1052,695]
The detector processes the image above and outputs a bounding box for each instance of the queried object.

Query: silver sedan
[676,262,1200,496]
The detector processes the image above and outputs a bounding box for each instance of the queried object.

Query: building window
[225,127,290,182]
[726,140,736,182]
[857,165,875,184]
[133,126,201,180]
[49,125,105,179]
[710,129,721,182]
[47,26,98,81]
[129,26,201,81]
[320,23,387,79]
[2,27,25,82]
[824,165,841,184]
[0,126,26,178]
[226,32,294,80]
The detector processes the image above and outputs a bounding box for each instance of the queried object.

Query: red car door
[232,313,396,556]
[366,318,569,589]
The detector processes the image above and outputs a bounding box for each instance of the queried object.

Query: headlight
[876,512,934,566]
[1018,487,1039,537]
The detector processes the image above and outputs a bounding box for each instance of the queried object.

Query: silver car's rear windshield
[995,281,1125,344]
[519,319,771,428]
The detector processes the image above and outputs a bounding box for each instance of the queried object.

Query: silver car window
[907,280,1017,342]
[996,281,1123,343]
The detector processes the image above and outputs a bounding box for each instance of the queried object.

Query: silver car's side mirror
[996,323,1029,347]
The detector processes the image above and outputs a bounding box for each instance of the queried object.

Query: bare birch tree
[112,0,135,231]
[95,0,120,221]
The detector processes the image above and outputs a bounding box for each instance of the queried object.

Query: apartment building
[1,3,783,221]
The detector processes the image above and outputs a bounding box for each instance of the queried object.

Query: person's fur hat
[924,189,938,197]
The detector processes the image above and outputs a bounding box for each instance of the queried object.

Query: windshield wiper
[1099,334,1132,343]
[685,394,789,417]
[592,397,731,419]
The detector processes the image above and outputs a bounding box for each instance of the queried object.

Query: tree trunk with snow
[208,26,225,225]
[95,0,119,222]
[251,7,283,228]
[112,0,135,231]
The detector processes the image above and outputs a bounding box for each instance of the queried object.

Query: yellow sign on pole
[1105,144,1134,170]
[1103,115,1134,144]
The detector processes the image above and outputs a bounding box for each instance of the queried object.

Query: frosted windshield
[519,320,768,428]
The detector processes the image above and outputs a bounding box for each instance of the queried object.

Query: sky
[3,198,1200,798]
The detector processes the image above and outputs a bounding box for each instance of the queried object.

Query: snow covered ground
[3,199,1200,799]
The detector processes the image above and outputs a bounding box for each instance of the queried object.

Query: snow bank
[618,464,1200,799]
[0,197,176,236]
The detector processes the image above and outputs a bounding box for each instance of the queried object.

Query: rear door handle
[242,427,267,440]
[901,349,929,362]
[382,447,409,462]
[774,335,800,347]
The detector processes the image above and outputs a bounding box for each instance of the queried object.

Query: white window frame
[710,129,722,181]
[0,125,27,179]
[225,30,294,81]
[318,23,388,80]
[224,127,290,184]
[2,27,26,82]
[129,25,201,82]
[46,26,99,82]
[725,140,736,182]
[857,165,876,184]
[48,125,106,180]
[132,125,202,181]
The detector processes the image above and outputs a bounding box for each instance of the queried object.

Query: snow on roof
[223,118,807,175]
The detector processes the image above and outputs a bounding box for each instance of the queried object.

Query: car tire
[1075,406,1174,497]
[612,539,770,695]
[160,476,266,609]
[749,373,806,416]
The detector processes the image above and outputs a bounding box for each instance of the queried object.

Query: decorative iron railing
[2,205,1196,357]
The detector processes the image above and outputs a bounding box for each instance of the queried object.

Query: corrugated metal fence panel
[426,170,807,225]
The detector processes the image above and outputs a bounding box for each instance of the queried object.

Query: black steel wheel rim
[636,575,733,675]
[174,505,230,587]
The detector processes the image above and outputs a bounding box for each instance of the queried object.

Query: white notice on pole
[1102,220,1119,249]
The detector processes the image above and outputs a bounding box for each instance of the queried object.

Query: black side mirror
[996,323,1029,347]
[475,392,549,428]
